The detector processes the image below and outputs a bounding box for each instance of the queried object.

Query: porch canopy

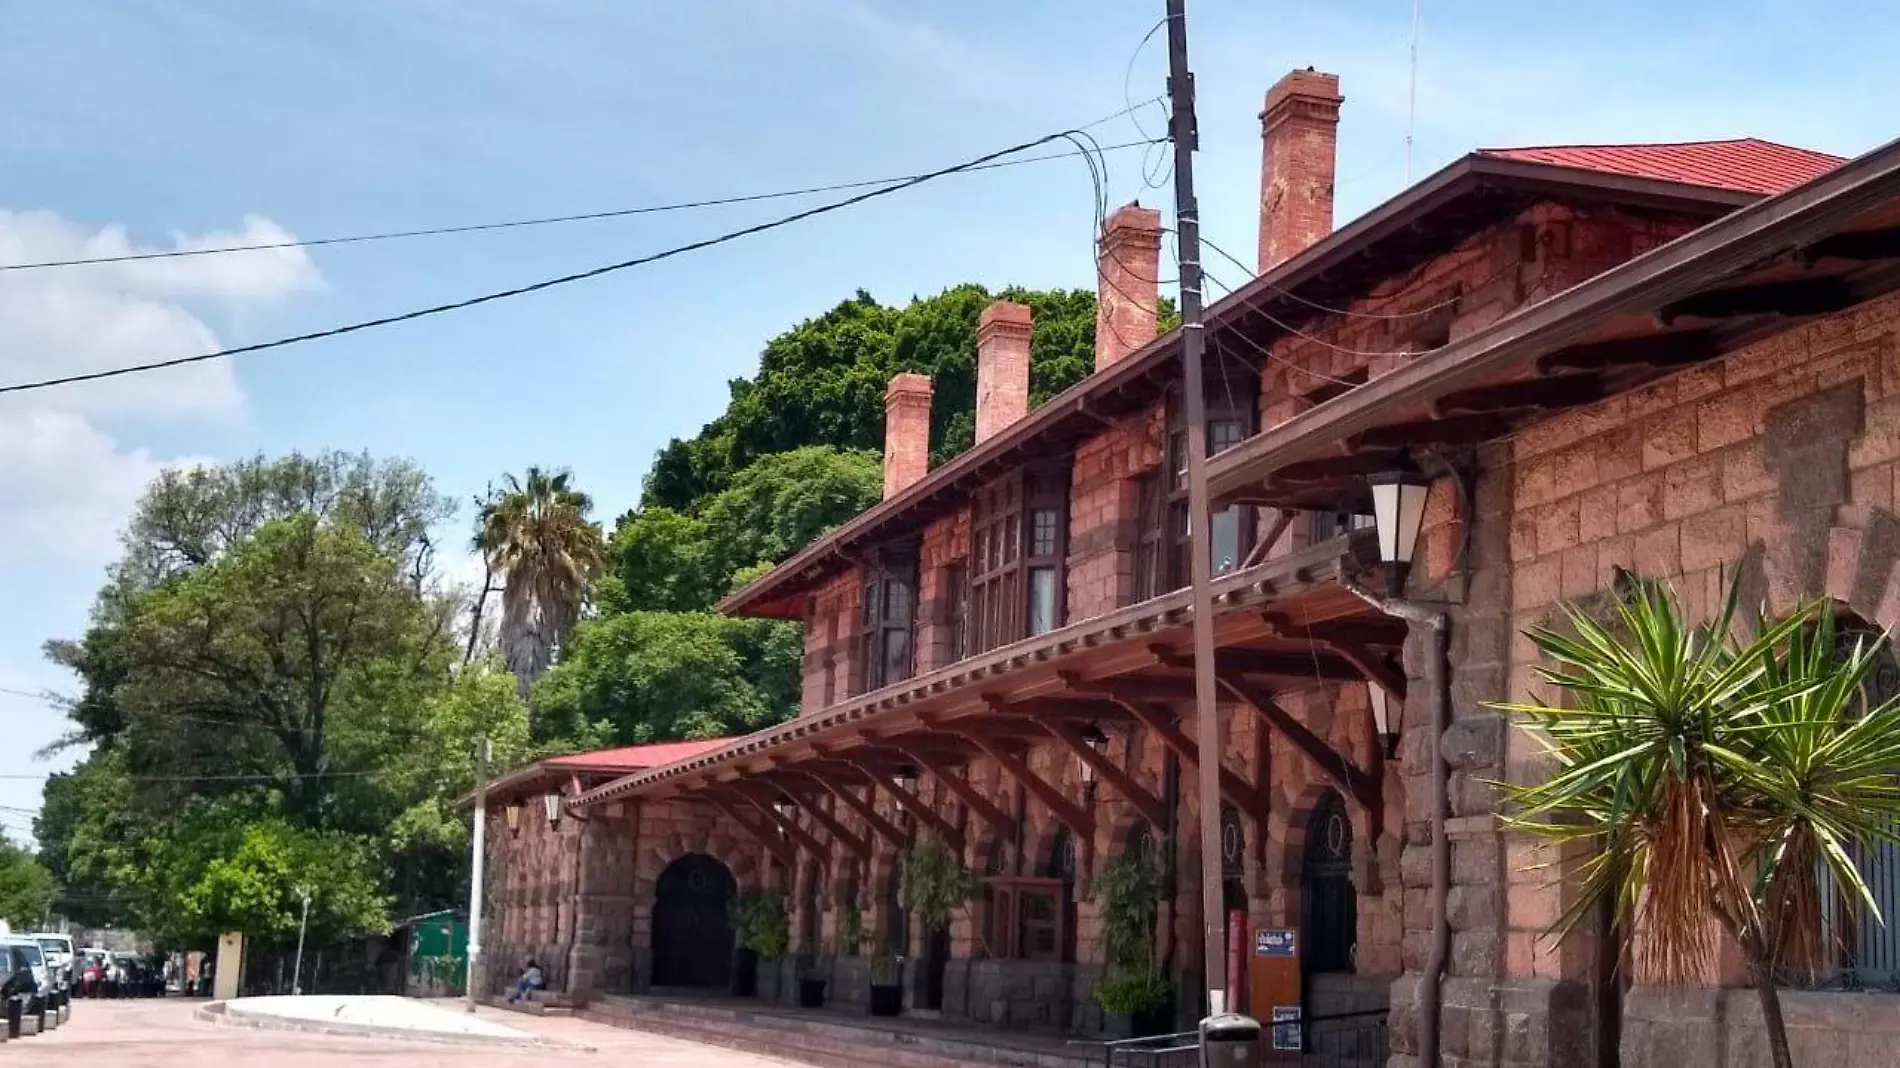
[574,531,1405,858]
[1206,135,1900,512]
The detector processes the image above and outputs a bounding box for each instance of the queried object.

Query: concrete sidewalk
[205,995,561,1047]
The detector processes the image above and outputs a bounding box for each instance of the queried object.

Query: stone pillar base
[1389,974,1595,1068]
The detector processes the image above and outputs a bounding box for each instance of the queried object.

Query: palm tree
[1501,574,1900,1068]
[477,468,606,699]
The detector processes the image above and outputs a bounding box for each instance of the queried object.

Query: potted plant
[897,839,975,1017]
[730,892,789,998]
[1090,851,1172,1038]
[867,954,904,1017]
[839,903,863,958]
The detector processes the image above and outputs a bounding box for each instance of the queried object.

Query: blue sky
[1,0,1895,843]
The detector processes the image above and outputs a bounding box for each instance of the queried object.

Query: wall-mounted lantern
[1077,725,1108,806]
[1369,683,1401,761]
[773,796,798,820]
[504,802,523,838]
[1368,468,1432,595]
[544,792,563,826]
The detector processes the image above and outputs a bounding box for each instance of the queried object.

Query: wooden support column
[964,733,1094,841]
[1324,640,1406,703]
[705,794,795,868]
[897,747,1017,838]
[847,763,963,847]
[1040,719,1168,828]
[1111,698,1265,813]
[807,775,908,850]
[1215,672,1380,812]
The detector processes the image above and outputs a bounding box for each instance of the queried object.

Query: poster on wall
[1271,1005,1302,1051]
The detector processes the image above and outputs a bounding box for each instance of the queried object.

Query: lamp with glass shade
[1368,469,1432,595]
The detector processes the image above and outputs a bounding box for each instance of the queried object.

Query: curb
[195,1000,595,1051]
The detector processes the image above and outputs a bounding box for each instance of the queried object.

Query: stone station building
[480,66,1900,1068]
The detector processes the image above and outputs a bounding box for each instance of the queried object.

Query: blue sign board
[1254,928,1296,958]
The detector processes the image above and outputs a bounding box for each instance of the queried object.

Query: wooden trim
[706,794,795,868]
[1040,717,1169,828]
[899,747,1018,838]
[1215,672,1380,813]
[847,762,964,847]
[1325,641,1407,702]
[966,730,1094,841]
[780,788,871,862]
[1110,698,1264,813]
[808,775,907,850]
[732,787,832,860]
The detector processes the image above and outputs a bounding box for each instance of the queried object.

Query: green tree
[532,611,791,743]
[112,513,451,822]
[1500,577,1900,1068]
[478,468,607,697]
[641,285,1103,510]
[0,835,55,929]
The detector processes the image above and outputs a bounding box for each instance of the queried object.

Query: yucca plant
[1499,573,1900,1068]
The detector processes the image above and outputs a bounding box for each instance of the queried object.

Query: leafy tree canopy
[0,835,55,929]
[641,284,1116,511]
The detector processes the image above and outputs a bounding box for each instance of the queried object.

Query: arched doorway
[651,854,736,989]
[1300,790,1356,976]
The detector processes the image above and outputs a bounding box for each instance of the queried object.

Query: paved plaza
[0,999,806,1067]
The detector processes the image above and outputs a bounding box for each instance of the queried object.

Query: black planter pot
[1103,1004,1174,1040]
[868,983,903,1017]
[798,978,828,1008]
[731,950,759,998]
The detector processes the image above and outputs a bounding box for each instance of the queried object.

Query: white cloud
[0,209,320,570]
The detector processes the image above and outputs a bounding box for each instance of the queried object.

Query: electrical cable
[0,123,1166,397]
[2,101,1165,274]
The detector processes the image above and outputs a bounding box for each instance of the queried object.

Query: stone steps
[582,995,1102,1068]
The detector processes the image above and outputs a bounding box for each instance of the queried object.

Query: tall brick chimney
[1258,68,1343,273]
[883,372,933,499]
[1096,202,1163,371]
[975,301,1032,445]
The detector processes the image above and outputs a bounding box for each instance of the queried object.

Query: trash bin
[1199,1012,1263,1067]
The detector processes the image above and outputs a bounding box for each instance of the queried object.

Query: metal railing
[1078,1010,1389,1068]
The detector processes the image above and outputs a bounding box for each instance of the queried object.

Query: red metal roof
[1477,139,1844,196]
[547,739,732,770]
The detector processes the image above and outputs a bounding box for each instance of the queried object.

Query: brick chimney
[1258,68,1343,273]
[1096,202,1163,370]
[975,301,1032,444]
[883,372,933,499]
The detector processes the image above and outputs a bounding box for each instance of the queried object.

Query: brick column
[1258,69,1342,273]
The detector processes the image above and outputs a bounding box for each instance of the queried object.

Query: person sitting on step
[506,958,544,1004]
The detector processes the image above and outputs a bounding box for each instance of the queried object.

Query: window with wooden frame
[1134,375,1259,602]
[856,540,919,694]
[981,876,1068,961]
[942,563,969,665]
[968,463,1070,654]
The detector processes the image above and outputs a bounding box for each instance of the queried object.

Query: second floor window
[1136,391,1256,602]
[968,463,1069,654]
[858,541,919,693]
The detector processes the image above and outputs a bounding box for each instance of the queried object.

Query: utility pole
[465,735,491,1014]
[1164,0,1229,1018]
[291,888,311,995]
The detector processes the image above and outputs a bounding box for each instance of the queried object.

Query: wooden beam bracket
[1215,671,1380,814]
[899,747,1018,838]
[809,775,908,850]
[1040,718,1169,828]
[705,793,795,868]
[966,733,1094,841]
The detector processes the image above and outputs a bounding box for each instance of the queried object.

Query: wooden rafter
[1801,227,1900,264]
[896,746,1018,837]
[805,774,907,849]
[1038,717,1169,827]
[1536,330,1719,373]
[730,785,832,860]
[1241,508,1298,570]
[1263,615,1410,647]
[1348,412,1514,452]
[778,787,871,862]
[1658,275,1856,325]
[1432,375,1608,416]
[845,760,964,846]
[705,794,795,868]
[1324,640,1407,702]
[1275,450,1408,485]
[1215,648,1366,681]
[1214,671,1380,813]
[965,729,1094,841]
[1107,697,1264,813]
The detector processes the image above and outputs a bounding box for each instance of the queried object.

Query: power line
[1,130,1164,273]
[0,123,1166,398]
[0,769,386,783]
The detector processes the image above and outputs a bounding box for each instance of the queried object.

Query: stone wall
[1623,986,1900,1068]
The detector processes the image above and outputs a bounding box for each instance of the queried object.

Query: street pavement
[2,998,807,1067]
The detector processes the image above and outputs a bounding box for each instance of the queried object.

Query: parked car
[29,934,73,1013]
[0,937,49,1029]
[2,942,38,1034]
